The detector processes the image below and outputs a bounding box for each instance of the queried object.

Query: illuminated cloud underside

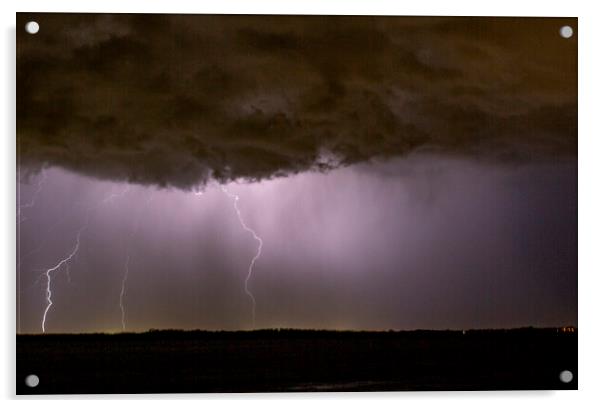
[17,15,576,188]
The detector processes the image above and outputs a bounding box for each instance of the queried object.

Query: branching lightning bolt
[221,186,263,328]
[17,171,47,333]
[41,186,131,333]
[41,221,88,333]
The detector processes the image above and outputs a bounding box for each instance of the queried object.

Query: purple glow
[16,155,577,333]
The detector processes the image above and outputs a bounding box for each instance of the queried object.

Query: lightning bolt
[20,268,53,296]
[41,186,131,333]
[17,171,47,333]
[18,171,47,224]
[18,202,80,316]
[41,221,88,333]
[119,192,154,331]
[119,254,130,331]
[102,185,131,204]
[19,211,73,269]
[221,186,263,328]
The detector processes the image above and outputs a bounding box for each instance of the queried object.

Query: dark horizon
[17,326,577,393]
[16,326,578,336]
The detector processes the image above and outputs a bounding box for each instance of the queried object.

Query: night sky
[16,14,577,333]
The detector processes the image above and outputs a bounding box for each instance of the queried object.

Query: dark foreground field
[17,328,577,394]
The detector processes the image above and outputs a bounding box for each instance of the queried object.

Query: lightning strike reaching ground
[119,254,130,331]
[41,222,87,332]
[18,204,80,330]
[221,186,263,327]
[40,186,133,333]
[17,171,47,333]
[119,192,154,331]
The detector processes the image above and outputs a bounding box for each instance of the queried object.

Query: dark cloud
[17,14,577,189]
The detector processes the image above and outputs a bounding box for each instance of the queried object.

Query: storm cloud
[17,14,576,189]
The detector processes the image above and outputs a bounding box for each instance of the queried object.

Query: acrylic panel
[16,13,577,394]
